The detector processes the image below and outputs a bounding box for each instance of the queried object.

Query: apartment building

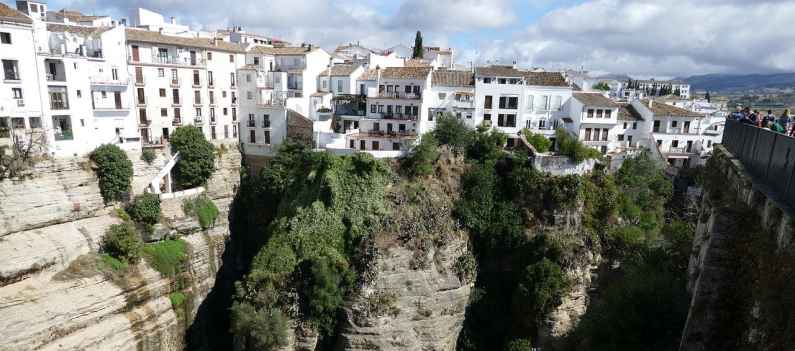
[0,2,41,151]
[347,66,432,153]
[427,70,475,128]
[126,28,245,144]
[474,66,572,145]
[624,79,691,99]
[631,99,705,168]
[561,92,622,154]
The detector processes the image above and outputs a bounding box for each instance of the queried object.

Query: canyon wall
[0,148,240,351]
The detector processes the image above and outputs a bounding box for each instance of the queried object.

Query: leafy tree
[513,258,568,323]
[412,31,423,59]
[141,149,157,165]
[127,193,161,225]
[230,301,289,350]
[467,125,507,162]
[102,222,143,264]
[402,134,439,177]
[521,128,552,153]
[170,126,216,189]
[91,144,133,203]
[301,258,355,334]
[554,129,601,163]
[433,113,473,151]
[593,81,611,91]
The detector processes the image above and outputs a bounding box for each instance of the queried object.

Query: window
[633,122,637,130]
[484,113,491,121]
[587,109,594,118]
[337,79,343,93]
[370,104,376,113]
[232,108,237,121]
[618,134,624,141]
[224,125,229,139]
[596,109,603,118]
[484,95,492,109]
[263,130,270,143]
[195,91,204,104]
[208,71,214,86]
[222,91,227,98]
[3,60,19,80]
[672,121,678,128]
[499,97,506,109]
[623,122,628,129]
[195,108,202,117]
[210,108,216,120]
[12,87,22,99]
[538,119,546,129]
[262,114,270,128]
[393,142,400,151]
[52,115,73,140]
[193,70,200,86]
[174,108,181,121]
[230,72,236,87]
[707,140,712,147]
[373,122,380,131]
[412,106,418,116]
[171,69,178,84]
[593,128,601,141]
[483,77,492,84]
[498,78,506,84]
[49,87,69,110]
[322,80,327,89]
[172,89,180,104]
[438,92,446,100]
[29,117,41,129]
[653,120,660,132]
[159,88,166,97]
[360,140,366,150]
[1,32,11,44]
[585,128,592,141]
[158,68,164,77]
[657,140,662,146]
[526,95,534,111]
[207,52,212,61]
[372,141,379,150]
[247,91,253,100]
[604,109,612,118]
[233,125,237,138]
[229,54,235,63]
[76,90,82,98]
[602,128,608,141]
[672,140,679,148]
[161,108,168,117]
[684,121,691,133]
[253,57,259,65]
[249,130,256,143]
[223,108,228,116]
[211,126,217,139]
[377,105,383,113]
[405,86,412,94]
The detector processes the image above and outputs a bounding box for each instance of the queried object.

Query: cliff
[0,148,240,351]
[680,145,795,350]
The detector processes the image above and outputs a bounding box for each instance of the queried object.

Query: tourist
[779,109,791,132]
[763,110,776,128]
[730,106,744,120]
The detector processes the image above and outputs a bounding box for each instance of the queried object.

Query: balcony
[139,118,151,126]
[667,146,695,155]
[135,77,145,86]
[54,130,73,141]
[172,119,182,126]
[151,55,206,67]
[375,91,421,100]
[194,116,203,124]
[360,130,417,139]
[137,98,146,106]
[210,117,217,125]
[15,99,24,107]
[172,100,181,107]
[247,120,256,127]
[170,79,180,87]
[50,101,69,110]
[90,76,130,87]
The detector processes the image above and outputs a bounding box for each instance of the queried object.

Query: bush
[102,222,142,264]
[522,128,551,153]
[170,126,216,189]
[467,125,507,162]
[91,144,133,203]
[170,291,186,307]
[127,193,161,225]
[505,338,533,351]
[230,301,288,350]
[142,239,187,277]
[302,258,355,334]
[141,149,157,165]
[555,129,602,163]
[402,134,439,177]
[514,258,568,319]
[433,113,473,151]
[183,195,219,230]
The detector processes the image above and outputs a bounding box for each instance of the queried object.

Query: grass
[142,239,188,277]
[99,253,129,272]
[182,195,219,230]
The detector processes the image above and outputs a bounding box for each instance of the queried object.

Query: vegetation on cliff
[91,144,133,203]
[170,126,216,189]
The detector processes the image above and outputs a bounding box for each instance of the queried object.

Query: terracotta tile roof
[125,29,245,53]
[0,3,32,24]
[643,100,704,118]
[249,46,317,55]
[47,24,113,37]
[573,93,620,107]
[53,9,106,22]
[432,70,474,87]
[618,104,644,121]
[379,67,432,80]
[523,71,568,87]
[358,68,378,81]
[319,64,361,76]
[475,65,524,77]
[405,59,431,67]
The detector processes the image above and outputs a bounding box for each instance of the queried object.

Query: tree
[402,134,439,177]
[126,193,161,225]
[522,129,552,153]
[593,81,611,91]
[102,222,143,263]
[0,128,48,180]
[170,126,215,189]
[412,31,423,59]
[433,113,473,151]
[91,144,134,203]
[705,91,711,102]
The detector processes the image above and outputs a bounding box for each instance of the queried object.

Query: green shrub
[102,222,142,264]
[555,129,602,163]
[522,128,551,153]
[170,126,216,189]
[141,149,157,165]
[302,258,355,334]
[230,301,288,350]
[99,253,129,272]
[467,125,507,162]
[505,338,533,351]
[91,144,133,203]
[514,258,568,319]
[402,134,439,177]
[127,193,161,225]
[433,113,473,151]
[170,291,186,307]
[142,239,187,277]
[183,195,219,230]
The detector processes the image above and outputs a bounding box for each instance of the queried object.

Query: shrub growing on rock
[91,144,133,203]
[170,126,215,189]
[402,134,439,177]
[141,149,157,165]
[101,222,142,264]
[182,195,219,230]
[522,128,551,153]
[127,193,161,225]
[433,113,473,152]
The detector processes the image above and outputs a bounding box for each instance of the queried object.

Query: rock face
[336,235,472,351]
[0,149,240,351]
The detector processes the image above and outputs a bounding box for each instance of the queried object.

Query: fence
[722,120,795,207]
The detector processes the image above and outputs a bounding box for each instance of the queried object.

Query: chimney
[170,16,176,25]
[648,99,654,108]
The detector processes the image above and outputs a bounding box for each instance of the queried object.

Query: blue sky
[35,0,795,77]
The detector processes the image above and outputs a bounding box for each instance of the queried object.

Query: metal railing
[722,120,795,207]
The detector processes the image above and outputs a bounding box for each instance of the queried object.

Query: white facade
[560,93,622,154]
[631,99,706,168]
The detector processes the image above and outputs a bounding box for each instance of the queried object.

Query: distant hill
[683,73,795,92]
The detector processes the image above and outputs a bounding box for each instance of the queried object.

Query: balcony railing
[50,101,69,110]
[90,76,130,86]
[15,99,24,107]
[247,120,256,127]
[375,91,421,100]
[172,119,182,126]
[362,130,417,138]
[171,79,180,87]
[139,118,151,126]
[376,113,418,121]
[54,130,73,141]
[151,55,206,67]
[194,116,203,123]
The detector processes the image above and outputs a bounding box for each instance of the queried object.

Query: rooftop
[0,2,32,24]
[249,46,317,55]
[319,64,361,77]
[523,71,568,87]
[643,100,704,118]
[475,65,525,78]
[52,9,107,22]
[47,23,112,37]
[432,70,474,87]
[573,93,621,107]
[379,67,432,80]
[126,28,245,53]
[618,104,644,121]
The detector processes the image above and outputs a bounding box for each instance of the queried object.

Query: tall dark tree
[412,31,423,59]
[705,91,711,102]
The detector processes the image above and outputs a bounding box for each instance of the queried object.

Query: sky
[38,0,795,77]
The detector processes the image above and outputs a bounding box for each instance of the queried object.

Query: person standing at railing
[778,109,791,133]
[762,109,776,129]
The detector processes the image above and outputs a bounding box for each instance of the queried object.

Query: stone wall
[0,147,240,351]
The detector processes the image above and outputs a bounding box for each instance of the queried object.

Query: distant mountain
[683,73,795,92]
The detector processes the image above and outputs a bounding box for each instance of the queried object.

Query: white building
[631,99,706,168]
[624,79,691,99]
[561,92,622,154]
[474,66,572,145]
[1,2,42,152]
[126,27,245,145]
[427,70,475,128]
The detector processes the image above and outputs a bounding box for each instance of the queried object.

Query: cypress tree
[412,31,423,59]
